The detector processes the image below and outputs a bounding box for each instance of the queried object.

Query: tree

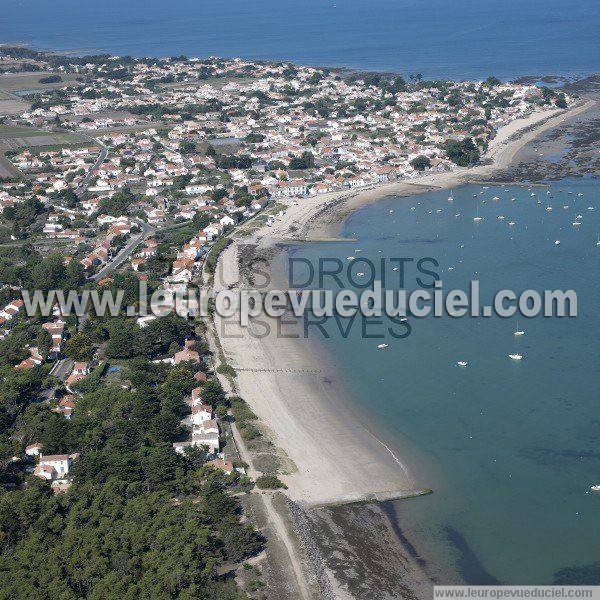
[244,133,264,143]
[35,328,52,358]
[2,197,45,236]
[555,93,568,109]
[444,137,480,167]
[64,332,95,362]
[288,151,314,170]
[179,140,196,154]
[410,155,432,171]
[105,320,147,359]
[31,253,68,293]
[255,474,287,490]
[484,75,502,87]
[211,188,228,202]
[98,187,136,216]
[201,380,228,409]
[143,315,191,356]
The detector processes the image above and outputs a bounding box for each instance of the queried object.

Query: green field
[0,125,42,138]
[0,71,80,92]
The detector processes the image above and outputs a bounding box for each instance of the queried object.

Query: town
[0,45,570,485]
[0,45,573,597]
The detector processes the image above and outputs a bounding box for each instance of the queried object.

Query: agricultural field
[0,123,95,179]
[0,124,90,151]
[0,155,19,179]
[0,71,80,93]
[0,90,29,116]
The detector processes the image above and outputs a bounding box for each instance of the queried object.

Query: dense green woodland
[0,297,262,597]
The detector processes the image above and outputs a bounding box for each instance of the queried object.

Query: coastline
[211,98,593,505]
[209,98,596,597]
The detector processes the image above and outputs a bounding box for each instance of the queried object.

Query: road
[91,220,155,281]
[41,357,75,400]
[75,136,108,197]
[49,357,74,382]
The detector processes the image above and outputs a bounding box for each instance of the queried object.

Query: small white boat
[509,353,523,361]
[590,485,600,492]
[508,221,516,226]
[457,361,468,367]
[346,256,355,261]
[473,216,483,222]
[492,196,500,201]
[514,321,525,336]
[448,191,454,202]
[572,221,581,227]
[498,215,505,220]
[377,343,388,349]
[356,272,365,277]
[555,240,561,246]
[546,206,553,212]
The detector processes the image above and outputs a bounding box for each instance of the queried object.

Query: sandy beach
[211,99,593,509]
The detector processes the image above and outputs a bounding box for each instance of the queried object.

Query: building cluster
[173,382,220,456]
[25,443,79,492]
[0,51,569,491]
[6,56,561,223]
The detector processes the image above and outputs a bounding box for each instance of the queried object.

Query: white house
[191,430,220,454]
[219,215,235,227]
[34,454,73,480]
[185,184,212,196]
[25,443,43,457]
[270,180,308,198]
[191,404,213,426]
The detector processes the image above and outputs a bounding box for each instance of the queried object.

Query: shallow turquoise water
[285,178,600,583]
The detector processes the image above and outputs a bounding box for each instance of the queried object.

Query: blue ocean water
[285,179,600,583]
[2,0,600,80]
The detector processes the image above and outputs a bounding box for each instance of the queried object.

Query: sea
[2,0,600,80]
[4,0,600,585]
[284,178,600,584]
